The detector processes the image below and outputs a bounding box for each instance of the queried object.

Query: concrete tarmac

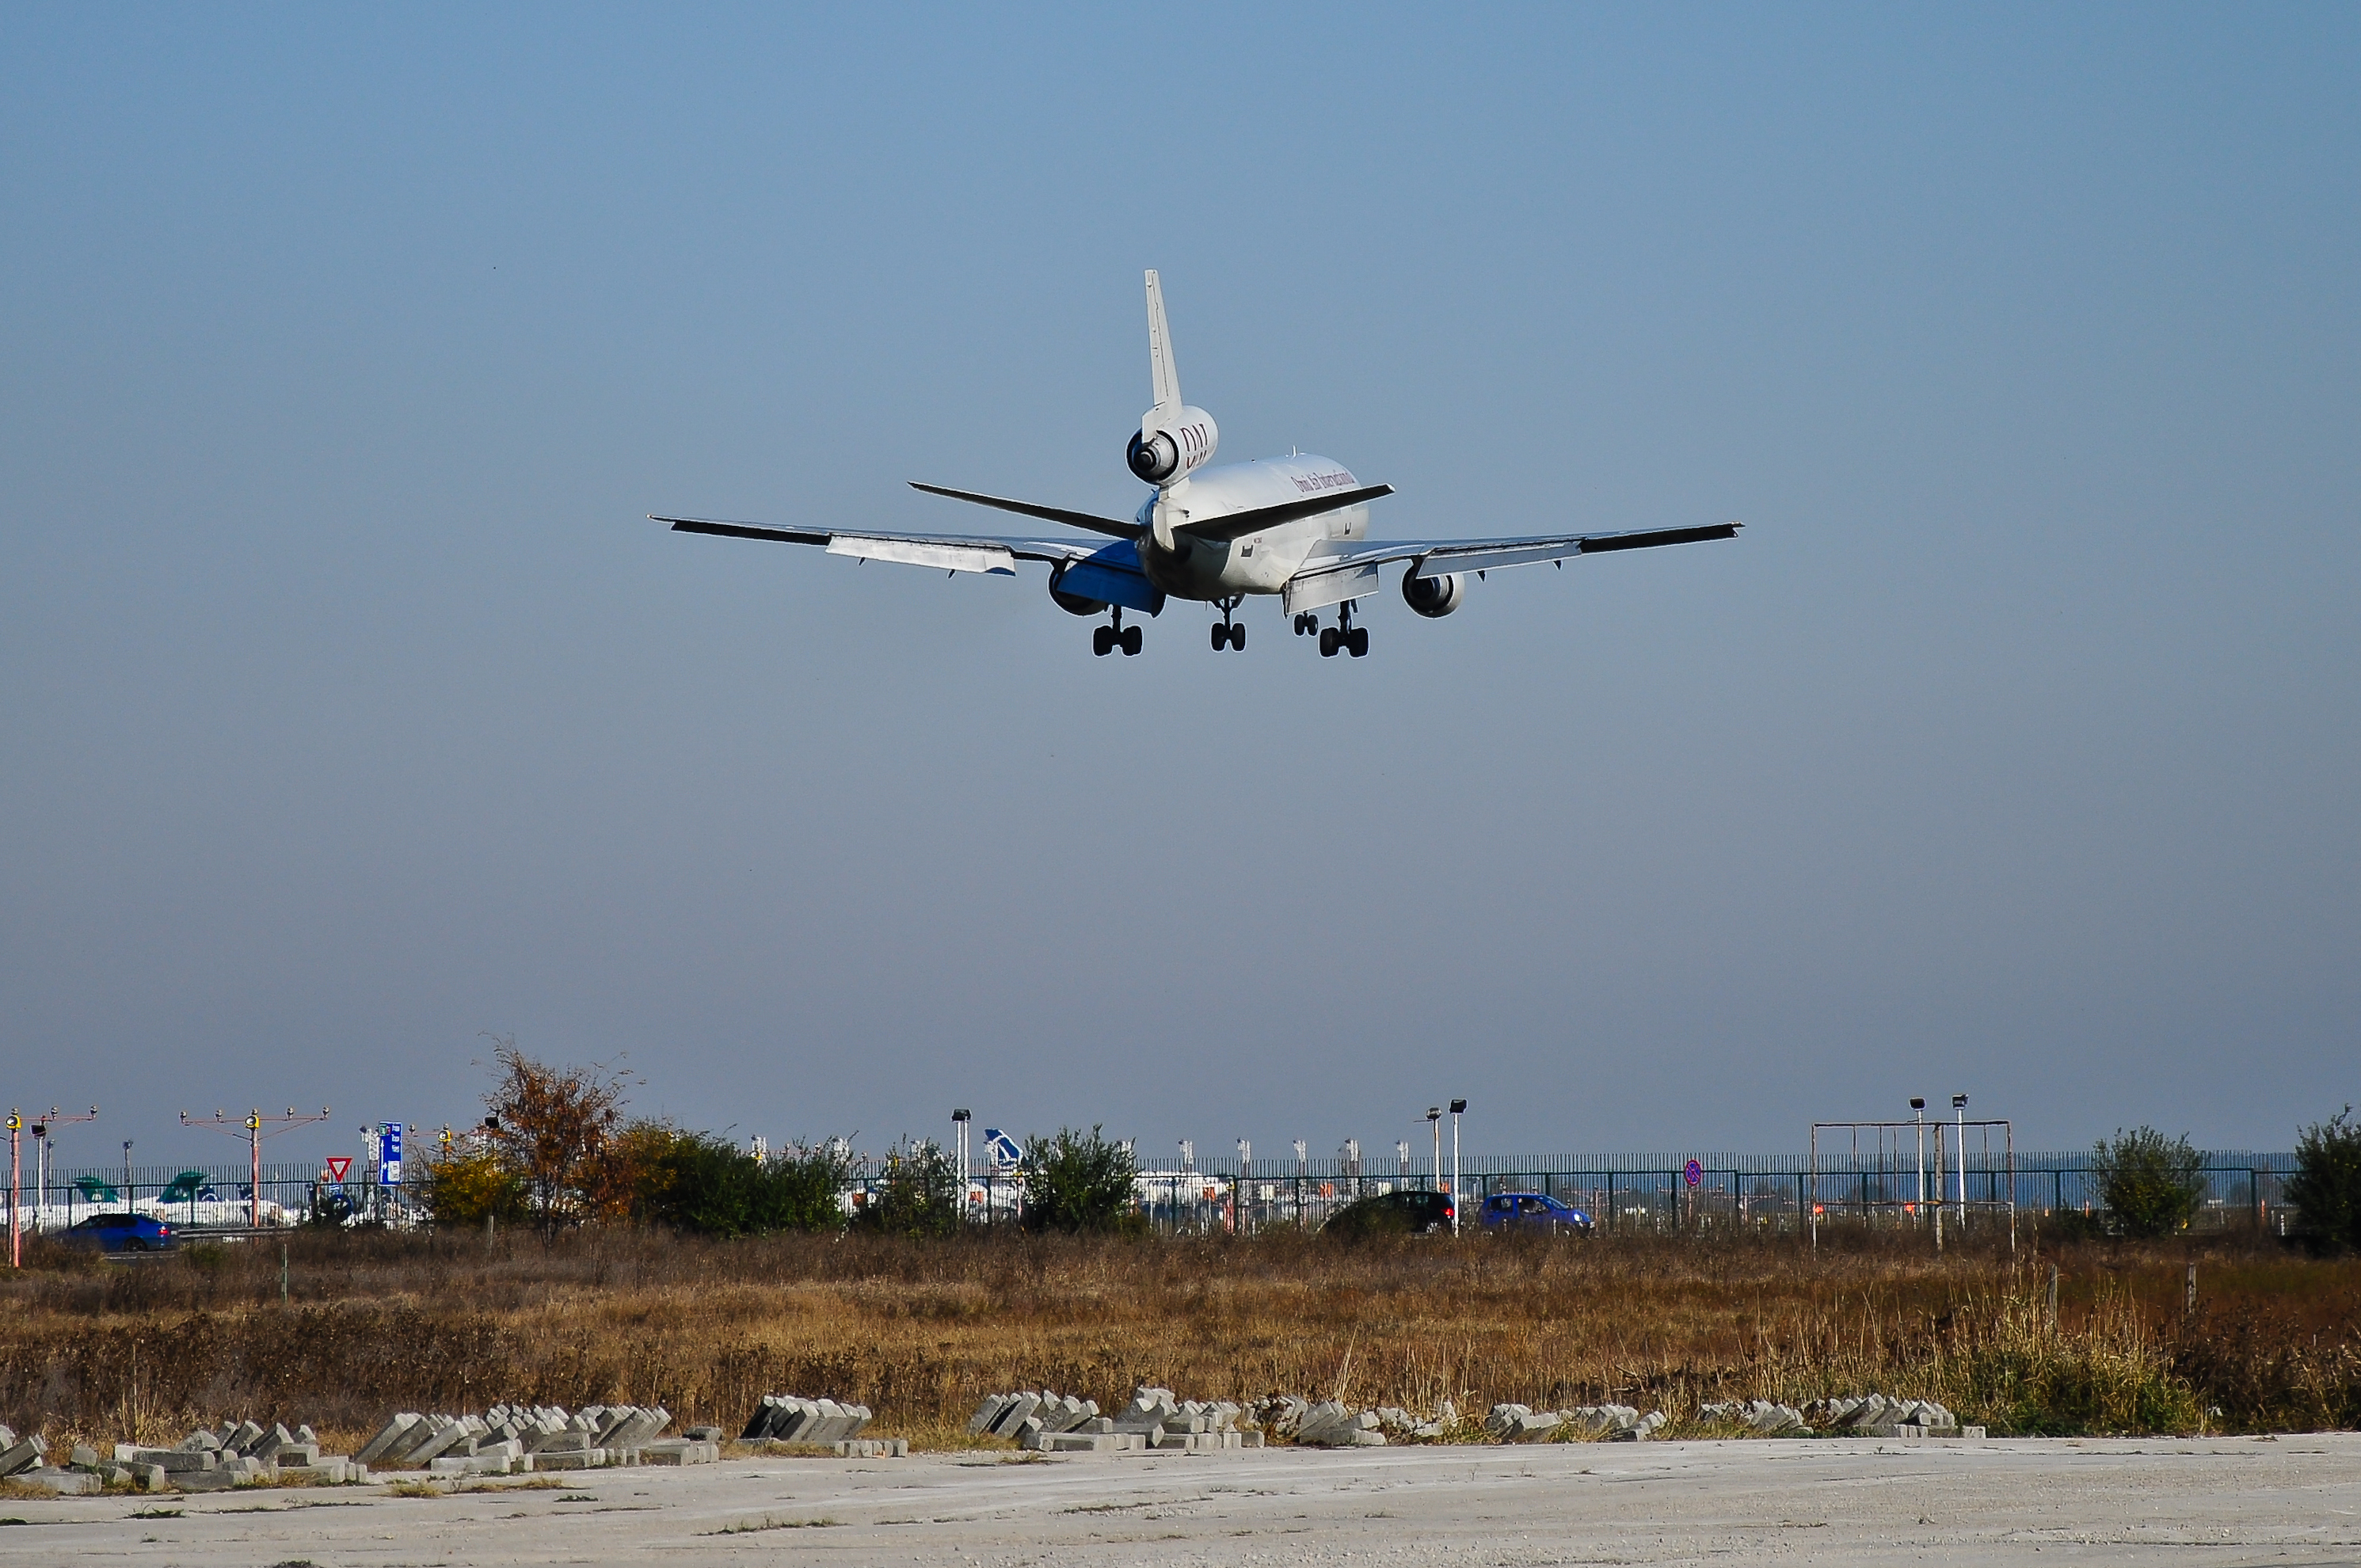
[2,1434,2355,1566]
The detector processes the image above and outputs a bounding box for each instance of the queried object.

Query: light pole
[1952,1094,1969,1224]
[1910,1098,1926,1224]
[1236,1140,1251,1235]
[1449,1099,1467,1233]
[122,1141,133,1209]
[950,1109,970,1220]
[1426,1108,1441,1193]
[6,1111,19,1267]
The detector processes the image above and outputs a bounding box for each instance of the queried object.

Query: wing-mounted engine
[1126,407,1218,484]
[1402,567,1466,618]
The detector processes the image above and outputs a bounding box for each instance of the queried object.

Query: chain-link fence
[21,1148,2298,1239]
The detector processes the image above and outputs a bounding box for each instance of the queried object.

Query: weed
[705,1515,843,1534]
[0,1227,2351,1441]
[128,1507,183,1519]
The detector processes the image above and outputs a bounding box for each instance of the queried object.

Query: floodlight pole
[1952,1094,1969,1225]
[1449,1099,1467,1234]
[6,1112,18,1267]
[951,1109,969,1222]
[1426,1108,1441,1193]
[1910,1098,1926,1226]
[182,1108,332,1228]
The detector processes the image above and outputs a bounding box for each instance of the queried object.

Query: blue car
[1477,1192,1594,1235]
[59,1212,178,1253]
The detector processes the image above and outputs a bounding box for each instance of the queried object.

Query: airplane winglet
[1144,268,1181,427]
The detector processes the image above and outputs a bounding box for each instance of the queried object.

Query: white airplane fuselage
[1139,455,1369,602]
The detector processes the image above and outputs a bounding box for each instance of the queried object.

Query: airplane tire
[1120,626,1143,657]
[1319,628,1339,657]
[1093,627,1114,657]
[1210,624,1226,651]
[1347,628,1370,658]
[1232,623,1246,651]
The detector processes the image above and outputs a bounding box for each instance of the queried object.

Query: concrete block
[968,1394,1014,1434]
[1962,1425,1987,1440]
[533,1448,607,1470]
[296,1425,317,1446]
[171,1467,247,1492]
[68,1444,101,1470]
[611,1408,667,1449]
[0,1425,13,1450]
[1114,1388,1178,1433]
[16,1467,98,1495]
[135,1463,169,1491]
[1042,1431,1121,1453]
[175,1429,222,1453]
[4,1434,57,1476]
[224,1420,265,1455]
[356,1414,421,1467]
[684,1425,722,1444]
[406,1419,472,1467]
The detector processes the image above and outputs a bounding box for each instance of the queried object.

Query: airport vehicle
[1476,1191,1594,1235]
[659,272,1739,656]
[1323,1189,1456,1237]
[58,1212,177,1253]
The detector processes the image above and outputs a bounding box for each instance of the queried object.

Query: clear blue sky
[3,6,2355,1171]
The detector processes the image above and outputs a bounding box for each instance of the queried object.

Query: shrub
[2093,1127,2207,1239]
[856,1139,962,1239]
[640,1133,849,1238]
[2286,1106,2361,1256]
[1022,1126,1138,1233]
[421,1144,529,1227]
[481,1037,638,1233]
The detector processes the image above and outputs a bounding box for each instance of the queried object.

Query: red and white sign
[326,1156,352,1183]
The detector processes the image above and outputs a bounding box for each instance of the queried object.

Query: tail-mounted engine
[1125,407,1219,484]
[1402,568,1465,618]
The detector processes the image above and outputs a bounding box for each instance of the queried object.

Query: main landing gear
[1314,600,1370,658]
[1209,596,1247,652]
[1092,607,1143,657]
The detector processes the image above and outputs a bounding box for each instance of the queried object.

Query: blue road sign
[1684,1159,1703,1188]
[382,1122,404,1185]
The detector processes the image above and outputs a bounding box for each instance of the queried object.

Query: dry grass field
[2,1224,2355,1454]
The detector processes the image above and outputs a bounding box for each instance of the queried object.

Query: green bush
[639,1133,848,1237]
[1022,1126,1139,1233]
[2093,1127,2207,1239]
[2286,1106,2361,1255]
[855,1138,962,1239]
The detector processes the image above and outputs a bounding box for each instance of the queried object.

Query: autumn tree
[480,1036,638,1234]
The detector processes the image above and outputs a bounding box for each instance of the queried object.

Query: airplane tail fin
[1144,268,1181,423]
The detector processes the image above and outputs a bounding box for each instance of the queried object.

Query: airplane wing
[1281,522,1742,613]
[654,515,1114,575]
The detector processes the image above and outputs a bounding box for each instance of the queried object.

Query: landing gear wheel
[1232,622,1245,651]
[1093,626,1114,657]
[1293,613,1314,636]
[1120,625,1143,656]
[1319,627,1340,657]
[1347,627,1370,658]
[1211,623,1228,652]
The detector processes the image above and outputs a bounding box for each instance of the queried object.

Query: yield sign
[326,1156,352,1183]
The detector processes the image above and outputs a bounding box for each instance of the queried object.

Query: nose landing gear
[1209,596,1247,652]
[1316,600,1370,658]
[1093,607,1143,657]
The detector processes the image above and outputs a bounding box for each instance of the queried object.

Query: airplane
[656,272,1739,657]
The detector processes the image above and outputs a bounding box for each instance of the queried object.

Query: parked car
[1476,1191,1594,1235]
[1323,1189,1456,1237]
[59,1212,178,1253]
